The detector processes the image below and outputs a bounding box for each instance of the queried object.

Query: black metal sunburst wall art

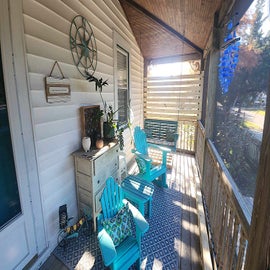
[219,17,241,94]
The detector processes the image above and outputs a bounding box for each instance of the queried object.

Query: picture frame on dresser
[80,105,102,146]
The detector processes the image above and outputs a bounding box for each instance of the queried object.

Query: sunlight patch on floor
[175,238,181,257]
[75,251,95,270]
[141,257,163,270]
[173,200,182,207]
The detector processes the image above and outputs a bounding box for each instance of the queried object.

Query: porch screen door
[0,1,37,269]
[0,50,21,230]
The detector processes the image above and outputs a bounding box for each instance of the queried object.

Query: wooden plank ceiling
[119,0,222,60]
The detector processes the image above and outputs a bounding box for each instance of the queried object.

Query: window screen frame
[113,31,130,130]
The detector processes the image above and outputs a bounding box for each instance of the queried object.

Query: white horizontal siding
[35,118,79,141]
[32,105,79,123]
[38,143,80,172]
[36,130,80,157]
[23,0,143,254]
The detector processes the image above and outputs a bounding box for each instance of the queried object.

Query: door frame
[0,0,46,268]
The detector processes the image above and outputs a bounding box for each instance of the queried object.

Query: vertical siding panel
[23,0,143,254]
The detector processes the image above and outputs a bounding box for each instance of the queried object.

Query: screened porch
[42,0,269,268]
[1,0,269,269]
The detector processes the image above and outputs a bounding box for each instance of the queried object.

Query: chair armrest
[148,143,171,153]
[97,229,117,266]
[148,143,170,166]
[124,199,149,234]
[132,150,152,163]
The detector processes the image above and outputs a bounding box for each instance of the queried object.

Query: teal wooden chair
[97,177,149,270]
[132,126,170,187]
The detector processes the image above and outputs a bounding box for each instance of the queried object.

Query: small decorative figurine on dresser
[95,138,104,149]
[82,136,91,152]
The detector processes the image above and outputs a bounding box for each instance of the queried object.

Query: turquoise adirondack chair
[132,126,170,187]
[97,177,149,270]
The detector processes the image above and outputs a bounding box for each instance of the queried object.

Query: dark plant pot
[103,122,115,140]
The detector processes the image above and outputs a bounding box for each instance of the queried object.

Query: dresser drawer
[112,169,120,184]
[76,172,92,191]
[94,146,119,175]
[95,188,104,213]
[78,187,91,207]
[93,162,120,190]
[93,170,107,191]
[76,158,92,175]
[78,201,90,217]
[110,158,119,173]
[94,155,119,177]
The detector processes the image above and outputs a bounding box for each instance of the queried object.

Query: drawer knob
[97,180,100,184]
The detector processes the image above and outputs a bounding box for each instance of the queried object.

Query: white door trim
[7,2,47,255]
[0,0,47,268]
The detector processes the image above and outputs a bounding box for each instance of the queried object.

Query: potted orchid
[86,73,119,141]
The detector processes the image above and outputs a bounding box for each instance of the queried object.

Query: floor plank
[167,153,202,270]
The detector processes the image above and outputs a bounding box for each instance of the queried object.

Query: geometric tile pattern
[140,186,182,269]
[53,185,182,270]
[53,224,102,270]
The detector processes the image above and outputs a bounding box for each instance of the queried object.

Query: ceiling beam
[121,0,203,55]
[148,53,202,64]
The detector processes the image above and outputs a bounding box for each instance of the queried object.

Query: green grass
[243,120,262,131]
[256,110,265,116]
[243,108,265,115]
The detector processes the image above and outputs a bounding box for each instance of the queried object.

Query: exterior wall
[22,0,143,264]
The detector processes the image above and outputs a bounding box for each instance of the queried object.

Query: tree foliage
[217,0,270,109]
[214,0,270,197]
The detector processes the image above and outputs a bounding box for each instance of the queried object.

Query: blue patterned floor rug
[53,185,182,270]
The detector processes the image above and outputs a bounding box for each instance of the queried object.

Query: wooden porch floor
[40,152,202,270]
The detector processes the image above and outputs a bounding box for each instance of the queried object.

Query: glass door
[0,2,37,266]
[0,51,22,230]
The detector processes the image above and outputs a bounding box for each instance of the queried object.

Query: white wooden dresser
[73,142,119,231]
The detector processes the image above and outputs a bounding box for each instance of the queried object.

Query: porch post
[204,12,220,140]
[245,77,270,270]
[199,12,220,183]
[143,58,149,122]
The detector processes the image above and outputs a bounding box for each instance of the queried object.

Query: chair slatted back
[134,126,148,155]
[100,177,124,220]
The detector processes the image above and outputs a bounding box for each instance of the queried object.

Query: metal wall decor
[189,60,201,72]
[69,15,97,77]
